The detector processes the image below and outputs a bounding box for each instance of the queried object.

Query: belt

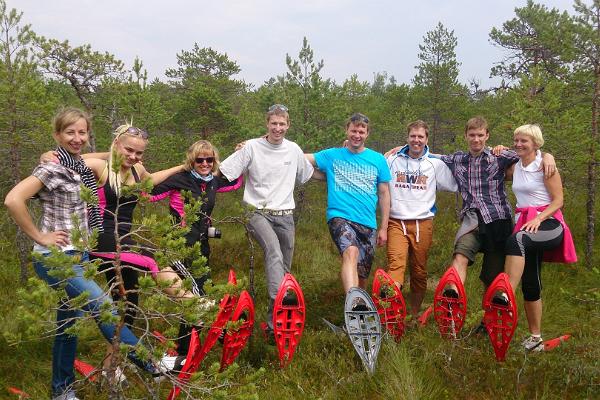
[260,209,293,216]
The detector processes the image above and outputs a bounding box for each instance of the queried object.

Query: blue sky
[9,0,575,88]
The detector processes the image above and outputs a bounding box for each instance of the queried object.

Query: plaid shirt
[441,149,519,224]
[32,163,89,250]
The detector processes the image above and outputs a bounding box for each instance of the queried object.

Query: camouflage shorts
[327,217,376,279]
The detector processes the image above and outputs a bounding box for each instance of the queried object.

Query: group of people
[4,105,575,399]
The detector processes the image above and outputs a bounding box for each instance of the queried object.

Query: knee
[452,253,469,269]
[521,282,541,302]
[411,271,427,293]
[505,234,523,257]
[343,246,359,261]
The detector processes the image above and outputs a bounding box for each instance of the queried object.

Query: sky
[8,0,576,89]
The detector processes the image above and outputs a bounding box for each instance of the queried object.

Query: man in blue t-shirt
[306,113,391,306]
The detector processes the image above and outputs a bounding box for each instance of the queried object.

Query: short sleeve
[219,144,251,181]
[152,174,177,195]
[32,163,61,191]
[500,149,519,166]
[376,154,392,183]
[313,148,332,172]
[296,148,314,184]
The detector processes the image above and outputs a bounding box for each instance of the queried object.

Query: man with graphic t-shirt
[386,120,457,318]
[306,113,391,310]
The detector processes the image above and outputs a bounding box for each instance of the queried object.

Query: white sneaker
[101,365,127,385]
[198,297,216,311]
[158,353,179,373]
[522,335,544,352]
[52,391,80,400]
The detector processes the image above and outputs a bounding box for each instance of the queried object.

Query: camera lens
[208,227,222,239]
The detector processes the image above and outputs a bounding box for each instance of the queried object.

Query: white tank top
[512,150,551,218]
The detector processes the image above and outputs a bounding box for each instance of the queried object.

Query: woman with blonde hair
[5,109,176,400]
[151,139,242,359]
[499,124,576,352]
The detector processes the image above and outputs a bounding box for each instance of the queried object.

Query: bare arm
[304,153,326,181]
[82,152,110,160]
[540,152,556,179]
[305,153,317,167]
[384,146,402,158]
[137,163,184,185]
[311,168,326,181]
[505,163,515,181]
[376,182,390,247]
[4,176,70,247]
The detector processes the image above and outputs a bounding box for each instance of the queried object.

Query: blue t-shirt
[314,147,391,229]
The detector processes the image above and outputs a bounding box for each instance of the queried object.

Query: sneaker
[158,353,179,372]
[282,290,298,306]
[52,391,79,400]
[172,355,187,372]
[473,321,487,335]
[146,353,179,382]
[492,292,509,307]
[351,298,369,312]
[198,298,216,311]
[101,366,127,385]
[442,288,459,299]
[260,322,276,346]
[522,335,544,352]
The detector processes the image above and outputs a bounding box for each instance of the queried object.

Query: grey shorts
[454,228,505,287]
[327,217,376,279]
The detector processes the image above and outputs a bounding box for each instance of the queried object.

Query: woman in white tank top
[502,124,572,352]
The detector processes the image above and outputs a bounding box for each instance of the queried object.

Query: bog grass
[0,182,598,399]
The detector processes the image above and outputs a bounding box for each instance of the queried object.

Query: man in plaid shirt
[439,116,555,305]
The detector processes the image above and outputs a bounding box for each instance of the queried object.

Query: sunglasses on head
[268,104,288,112]
[120,126,149,139]
[350,113,369,124]
[195,157,215,164]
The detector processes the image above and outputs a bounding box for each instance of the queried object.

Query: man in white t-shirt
[219,105,315,336]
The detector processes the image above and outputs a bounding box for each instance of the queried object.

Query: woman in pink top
[501,124,576,352]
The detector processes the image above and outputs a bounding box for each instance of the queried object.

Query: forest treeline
[1,0,598,273]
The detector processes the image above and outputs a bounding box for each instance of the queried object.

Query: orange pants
[386,218,433,294]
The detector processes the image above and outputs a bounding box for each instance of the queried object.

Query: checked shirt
[441,148,519,224]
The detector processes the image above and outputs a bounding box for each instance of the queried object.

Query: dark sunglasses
[350,113,369,124]
[121,126,149,139]
[268,104,288,112]
[195,157,215,164]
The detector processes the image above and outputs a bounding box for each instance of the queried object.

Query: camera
[207,226,221,239]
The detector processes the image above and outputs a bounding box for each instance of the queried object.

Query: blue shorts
[327,217,376,279]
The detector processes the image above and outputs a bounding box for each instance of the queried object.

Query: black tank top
[96,167,140,252]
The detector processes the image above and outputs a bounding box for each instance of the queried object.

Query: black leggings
[96,259,140,327]
[173,252,210,355]
[505,218,563,301]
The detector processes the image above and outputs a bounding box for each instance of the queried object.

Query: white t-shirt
[512,150,551,220]
[219,137,314,210]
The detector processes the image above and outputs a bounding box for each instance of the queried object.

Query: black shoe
[261,322,276,346]
[442,288,459,299]
[282,290,298,306]
[351,298,369,312]
[492,293,509,307]
[474,321,486,335]
[172,355,187,373]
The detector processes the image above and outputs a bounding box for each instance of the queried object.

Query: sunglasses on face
[195,157,215,164]
[120,126,149,139]
[268,104,288,112]
[350,113,369,124]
